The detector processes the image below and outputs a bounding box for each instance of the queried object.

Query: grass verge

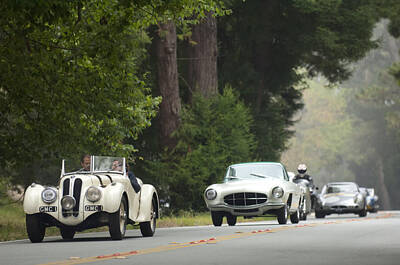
[0,200,275,242]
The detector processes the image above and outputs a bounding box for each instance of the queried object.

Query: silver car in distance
[204,162,303,226]
[315,182,367,218]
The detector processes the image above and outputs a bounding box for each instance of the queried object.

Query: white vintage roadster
[23,156,159,243]
[204,162,303,225]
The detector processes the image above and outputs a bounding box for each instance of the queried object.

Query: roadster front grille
[62,177,82,217]
[224,192,267,206]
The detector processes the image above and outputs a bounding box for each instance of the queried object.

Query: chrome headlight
[41,187,57,204]
[272,186,284,199]
[61,195,76,210]
[205,189,217,200]
[86,186,102,202]
[354,194,363,203]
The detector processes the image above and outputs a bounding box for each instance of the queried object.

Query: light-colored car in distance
[23,155,159,243]
[204,162,303,226]
[315,182,367,218]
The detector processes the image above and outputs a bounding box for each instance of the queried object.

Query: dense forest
[1,0,400,212]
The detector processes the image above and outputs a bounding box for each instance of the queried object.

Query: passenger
[126,164,141,193]
[80,154,91,171]
[111,160,122,171]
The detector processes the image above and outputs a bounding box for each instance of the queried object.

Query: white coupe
[204,162,303,226]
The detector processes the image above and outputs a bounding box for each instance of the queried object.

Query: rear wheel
[277,205,288,224]
[26,214,45,243]
[211,211,223,226]
[109,196,127,240]
[60,227,75,240]
[290,209,300,224]
[226,214,237,226]
[140,198,157,237]
[315,211,325,219]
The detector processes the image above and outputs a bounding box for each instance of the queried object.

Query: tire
[226,214,237,226]
[315,211,325,219]
[211,211,223,226]
[277,205,288,224]
[290,209,300,224]
[300,211,307,221]
[359,207,367,217]
[109,196,128,240]
[140,198,157,237]
[26,214,45,243]
[60,227,75,240]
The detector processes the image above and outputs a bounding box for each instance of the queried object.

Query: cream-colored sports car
[23,156,159,242]
[204,162,303,226]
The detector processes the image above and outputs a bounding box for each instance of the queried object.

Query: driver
[293,164,313,185]
[80,154,91,171]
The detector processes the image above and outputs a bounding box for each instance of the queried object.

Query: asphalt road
[1,211,399,265]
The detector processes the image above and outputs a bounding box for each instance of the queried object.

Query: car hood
[207,178,283,193]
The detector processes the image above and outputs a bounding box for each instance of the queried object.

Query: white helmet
[297,164,307,174]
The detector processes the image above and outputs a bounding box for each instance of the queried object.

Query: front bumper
[207,202,285,216]
[316,204,362,214]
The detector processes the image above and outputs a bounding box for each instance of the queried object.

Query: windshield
[324,183,358,194]
[63,156,125,174]
[224,163,284,182]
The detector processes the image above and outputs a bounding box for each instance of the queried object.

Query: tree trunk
[187,11,218,100]
[156,21,181,150]
[377,157,392,210]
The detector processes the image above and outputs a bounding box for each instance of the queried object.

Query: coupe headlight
[86,186,102,202]
[61,195,76,210]
[41,187,57,204]
[272,186,284,199]
[354,194,363,203]
[205,189,217,200]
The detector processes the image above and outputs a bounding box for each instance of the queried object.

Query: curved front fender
[101,183,125,213]
[136,184,159,222]
[23,184,46,214]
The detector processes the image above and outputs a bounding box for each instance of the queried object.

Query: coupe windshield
[325,184,358,194]
[63,156,125,174]
[225,163,284,181]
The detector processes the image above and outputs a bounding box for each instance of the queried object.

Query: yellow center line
[38,212,393,265]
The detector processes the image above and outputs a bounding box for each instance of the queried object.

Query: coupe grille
[224,192,267,206]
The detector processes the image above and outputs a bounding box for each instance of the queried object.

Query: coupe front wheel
[315,211,325,219]
[140,198,157,237]
[226,214,237,226]
[277,205,288,224]
[211,211,223,226]
[26,214,45,243]
[109,197,127,240]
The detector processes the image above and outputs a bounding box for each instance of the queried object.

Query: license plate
[85,205,103,211]
[39,206,57,212]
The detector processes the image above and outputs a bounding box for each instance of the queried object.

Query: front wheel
[359,207,367,217]
[226,214,237,226]
[26,214,45,243]
[109,196,128,240]
[277,205,288,224]
[60,227,75,240]
[140,199,157,237]
[290,209,300,224]
[211,211,223,226]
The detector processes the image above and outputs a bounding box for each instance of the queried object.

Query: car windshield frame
[62,156,126,176]
[224,163,285,182]
[323,183,358,194]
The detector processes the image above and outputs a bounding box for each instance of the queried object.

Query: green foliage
[218,0,382,161]
[144,87,256,211]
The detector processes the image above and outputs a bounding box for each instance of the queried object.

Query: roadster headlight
[205,189,217,200]
[41,187,57,204]
[61,195,76,210]
[86,186,102,202]
[354,194,363,203]
[272,186,284,199]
